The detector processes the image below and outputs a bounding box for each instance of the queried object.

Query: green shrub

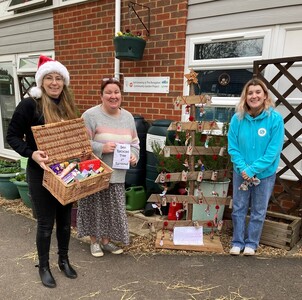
[0,159,22,174]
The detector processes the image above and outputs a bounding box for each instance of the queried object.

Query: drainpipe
[114,0,121,80]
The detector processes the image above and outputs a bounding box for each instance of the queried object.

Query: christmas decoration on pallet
[146,69,232,252]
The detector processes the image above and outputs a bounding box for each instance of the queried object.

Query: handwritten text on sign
[113,144,130,169]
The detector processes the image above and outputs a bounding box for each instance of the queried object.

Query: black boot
[37,264,56,288]
[58,257,77,279]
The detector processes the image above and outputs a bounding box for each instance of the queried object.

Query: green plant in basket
[115,29,144,39]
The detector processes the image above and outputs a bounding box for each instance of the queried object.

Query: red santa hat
[30,55,70,98]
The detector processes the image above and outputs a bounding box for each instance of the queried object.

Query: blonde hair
[236,78,275,119]
[35,85,78,123]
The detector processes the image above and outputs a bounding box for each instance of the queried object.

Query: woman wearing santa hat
[6,55,78,288]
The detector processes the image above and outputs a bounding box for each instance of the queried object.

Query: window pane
[0,62,15,150]
[194,69,253,97]
[19,56,40,72]
[195,106,235,123]
[195,38,263,60]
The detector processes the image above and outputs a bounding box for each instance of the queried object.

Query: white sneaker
[229,246,241,255]
[243,247,255,256]
[101,242,123,254]
[90,242,104,257]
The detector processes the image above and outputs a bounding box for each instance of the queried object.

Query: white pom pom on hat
[29,55,70,98]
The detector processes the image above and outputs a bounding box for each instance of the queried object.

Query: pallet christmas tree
[146,69,232,252]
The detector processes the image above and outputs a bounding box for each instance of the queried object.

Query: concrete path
[1,206,302,300]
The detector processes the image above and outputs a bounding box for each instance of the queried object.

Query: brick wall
[269,179,302,216]
[53,0,188,122]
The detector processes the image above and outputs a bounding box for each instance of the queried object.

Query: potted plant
[113,29,146,61]
[10,173,32,208]
[0,159,22,200]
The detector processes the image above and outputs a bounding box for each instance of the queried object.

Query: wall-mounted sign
[124,77,170,93]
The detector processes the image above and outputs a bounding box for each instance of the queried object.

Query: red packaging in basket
[78,159,101,171]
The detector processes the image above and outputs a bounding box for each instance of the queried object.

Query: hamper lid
[31,118,92,164]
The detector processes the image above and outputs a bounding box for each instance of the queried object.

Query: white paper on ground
[173,226,204,246]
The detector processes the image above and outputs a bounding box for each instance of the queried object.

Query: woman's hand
[102,142,116,154]
[241,171,250,181]
[32,150,49,170]
[129,154,137,167]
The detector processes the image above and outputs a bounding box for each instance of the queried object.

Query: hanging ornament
[229,198,233,209]
[185,133,191,146]
[159,171,166,183]
[183,158,189,168]
[184,69,198,86]
[197,171,204,182]
[174,97,181,109]
[183,201,188,211]
[204,136,211,148]
[186,145,193,155]
[164,147,170,157]
[198,121,203,132]
[211,171,218,181]
[176,121,182,132]
[217,220,223,231]
[212,191,219,197]
[160,186,168,196]
[181,170,188,181]
[185,105,190,114]
[219,146,226,156]
[199,105,205,117]
[205,204,210,216]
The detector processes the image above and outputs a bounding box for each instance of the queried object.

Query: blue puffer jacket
[228,107,284,179]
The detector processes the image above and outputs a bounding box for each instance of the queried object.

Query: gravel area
[1,196,302,257]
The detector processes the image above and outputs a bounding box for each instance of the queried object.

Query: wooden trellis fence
[254,56,302,213]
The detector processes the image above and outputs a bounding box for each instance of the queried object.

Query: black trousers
[27,165,72,266]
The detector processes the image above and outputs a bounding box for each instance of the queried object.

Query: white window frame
[17,51,54,74]
[7,0,48,12]
[0,55,20,159]
[0,51,55,159]
[187,29,272,70]
[183,28,272,123]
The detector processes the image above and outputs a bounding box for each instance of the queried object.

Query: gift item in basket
[31,118,113,205]
[78,159,101,171]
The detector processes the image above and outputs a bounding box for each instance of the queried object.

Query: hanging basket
[114,36,146,61]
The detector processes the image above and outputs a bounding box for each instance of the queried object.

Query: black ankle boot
[37,264,56,288]
[58,257,77,279]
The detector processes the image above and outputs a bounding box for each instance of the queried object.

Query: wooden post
[187,82,196,220]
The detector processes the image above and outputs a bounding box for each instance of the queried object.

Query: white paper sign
[124,77,170,93]
[173,226,204,246]
[112,144,130,169]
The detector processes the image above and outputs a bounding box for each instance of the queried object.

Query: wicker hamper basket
[31,118,113,205]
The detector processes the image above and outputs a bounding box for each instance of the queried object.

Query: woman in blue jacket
[228,78,284,256]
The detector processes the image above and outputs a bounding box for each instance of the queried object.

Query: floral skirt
[76,183,129,245]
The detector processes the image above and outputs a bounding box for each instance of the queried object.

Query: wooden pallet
[155,230,224,253]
